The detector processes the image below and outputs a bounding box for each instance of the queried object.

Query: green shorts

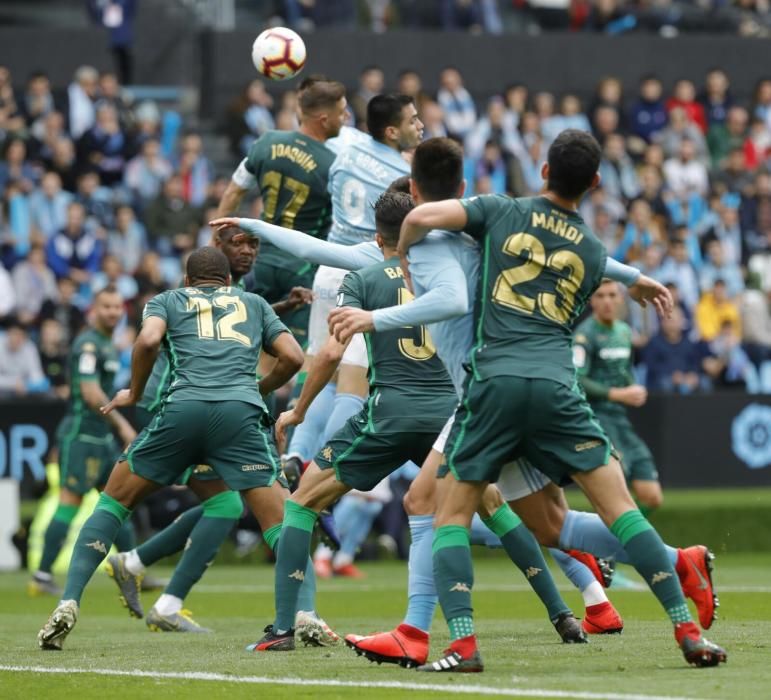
[56,417,119,495]
[251,259,314,347]
[594,409,658,482]
[445,376,612,486]
[314,406,441,492]
[123,400,282,492]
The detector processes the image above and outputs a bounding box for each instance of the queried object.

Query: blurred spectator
[707,105,748,169]
[700,239,745,297]
[97,71,135,128]
[542,94,591,144]
[464,96,518,160]
[0,318,46,396]
[40,277,86,345]
[75,170,114,229]
[176,133,213,207]
[740,287,771,365]
[38,318,69,398]
[614,199,659,263]
[3,181,32,263]
[350,66,384,128]
[0,261,15,321]
[0,66,25,137]
[753,78,771,131]
[0,138,39,193]
[637,165,671,224]
[658,238,701,310]
[471,141,507,194]
[45,201,104,283]
[134,251,167,298]
[46,138,79,193]
[123,137,172,208]
[11,245,58,325]
[107,204,147,273]
[397,70,431,113]
[708,320,753,390]
[225,80,275,158]
[707,195,743,266]
[441,0,502,33]
[663,139,709,199]
[28,172,73,241]
[28,111,68,164]
[590,76,624,134]
[133,101,162,148]
[642,307,712,393]
[419,101,447,139]
[741,171,771,257]
[67,65,99,140]
[593,104,621,145]
[711,147,752,195]
[91,253,138,301]
[743,116,771,170]
[655,107,708,161]
[666,79,707,133]
[87,1,137,85]
[144,175,199,254]
[20,72,57,131]
[629,76,668,143]
[700,69,733,129]
[437,67,476,140]
[77,103,130,187]
[599,133,640,201]
[696,278,742,342]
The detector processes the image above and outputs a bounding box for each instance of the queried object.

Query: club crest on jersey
[650,571,673,585]
[85,540,107,554]
[450,582,471,593]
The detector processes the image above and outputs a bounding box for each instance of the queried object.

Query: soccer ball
[252,27,306,81]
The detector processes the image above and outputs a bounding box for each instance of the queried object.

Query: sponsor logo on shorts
[320,446,333,461]
[575,440,603,452]
[525,566,542,579]
[241,464,271,471]
[289,569,305,582]
[650,571,673,585]
[449,582,471,593]
[86,540,107,554]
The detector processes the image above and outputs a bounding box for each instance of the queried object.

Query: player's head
[213,227,259,280]
[542,129,601,201]
[386,175,411,195]
[367,94,423,151]
[185,246,232,287]
[374,191,414,249]
[92,284,124,332]
[410,137,465,203]
[591,279,621,323]
[299,79,347,139]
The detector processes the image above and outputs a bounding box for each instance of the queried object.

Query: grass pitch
[1,552,769,699]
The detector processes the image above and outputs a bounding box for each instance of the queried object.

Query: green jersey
[66,327,120,436]
[461,194,607,388]
[574,317,635,415]
[240,130,335,272]
[142,285,288,412]
[338,257,456,432]
[138,278,248,412]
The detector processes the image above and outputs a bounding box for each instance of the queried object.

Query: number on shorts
[492,232,585,324]
[187,294,250,346]
[261,170,310,228]
[397,287,437,361]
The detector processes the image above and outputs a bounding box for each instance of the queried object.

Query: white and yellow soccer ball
[252,27,306,81]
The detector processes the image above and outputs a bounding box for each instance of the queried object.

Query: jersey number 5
[187,295,250,346]
[262,170,310,228]
[492,232,585,324]
[397,288,437,361]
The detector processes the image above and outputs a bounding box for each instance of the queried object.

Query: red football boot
[675,621,727,667]
[313,556,333,579]
[345,623,430,668]
[581,601,624,635]
[565,549,613,587]
[333,562,366,579]
[675,546,718,629]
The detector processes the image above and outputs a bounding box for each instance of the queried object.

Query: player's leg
[321,335,369,443]
[332,490,386,577]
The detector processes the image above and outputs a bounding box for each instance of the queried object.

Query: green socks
[433,525,474,639]
[62,493,131,603]
[273,500,318,632]
[164,492,241,599]
[264,523,317,615]
[610,509,692,625]
[38,503,79,573]
[136,506,203,566]
[483,504,570,622]
[114,520,137,553]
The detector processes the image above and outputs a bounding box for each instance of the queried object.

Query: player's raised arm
[259,330,304,397]
[603,258,673,319]
[397,199,468,256]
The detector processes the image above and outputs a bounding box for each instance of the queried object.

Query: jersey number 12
[187,295,250,346]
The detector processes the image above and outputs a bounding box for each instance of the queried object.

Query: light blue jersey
[327,135,410,246]
[325,125,370,156]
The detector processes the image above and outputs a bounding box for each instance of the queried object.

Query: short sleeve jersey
[67,327,119,435]
[142,285,288,412]
[327,137,410,246]
[461,194,607,388]
[239,130,336,271]
[574,317,635,415]
[338,258,456,431]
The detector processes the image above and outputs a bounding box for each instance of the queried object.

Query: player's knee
[635,483,663,510]
[477,485,504,519]
[202,490,243,519]
[403,485,434,516]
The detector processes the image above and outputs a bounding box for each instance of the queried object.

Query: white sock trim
[124,549,146,576]
[154,594,183,616]
[582,580,609,607]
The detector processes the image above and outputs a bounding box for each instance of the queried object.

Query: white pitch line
[0,665,704,700]
[193,583,771,594]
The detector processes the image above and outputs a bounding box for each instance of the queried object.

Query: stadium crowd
[1,63,770,399]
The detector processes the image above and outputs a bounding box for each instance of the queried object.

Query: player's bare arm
[628,274,673,318]
[328,306,374,344]
[258,330,304,397]
[215,181,249,218]
[101,316,167,415]
[271,287,314,316]
[397,199,468,256]
[80,380,135,445]
[275,333,351,450]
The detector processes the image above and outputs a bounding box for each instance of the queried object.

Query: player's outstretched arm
[397,200,468,256]
[209,217,379,271]
[101,316,166,421]
[628,274,673,319]
[215,180,249,219]
[259,331,304,398]
[274,333,351,452]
